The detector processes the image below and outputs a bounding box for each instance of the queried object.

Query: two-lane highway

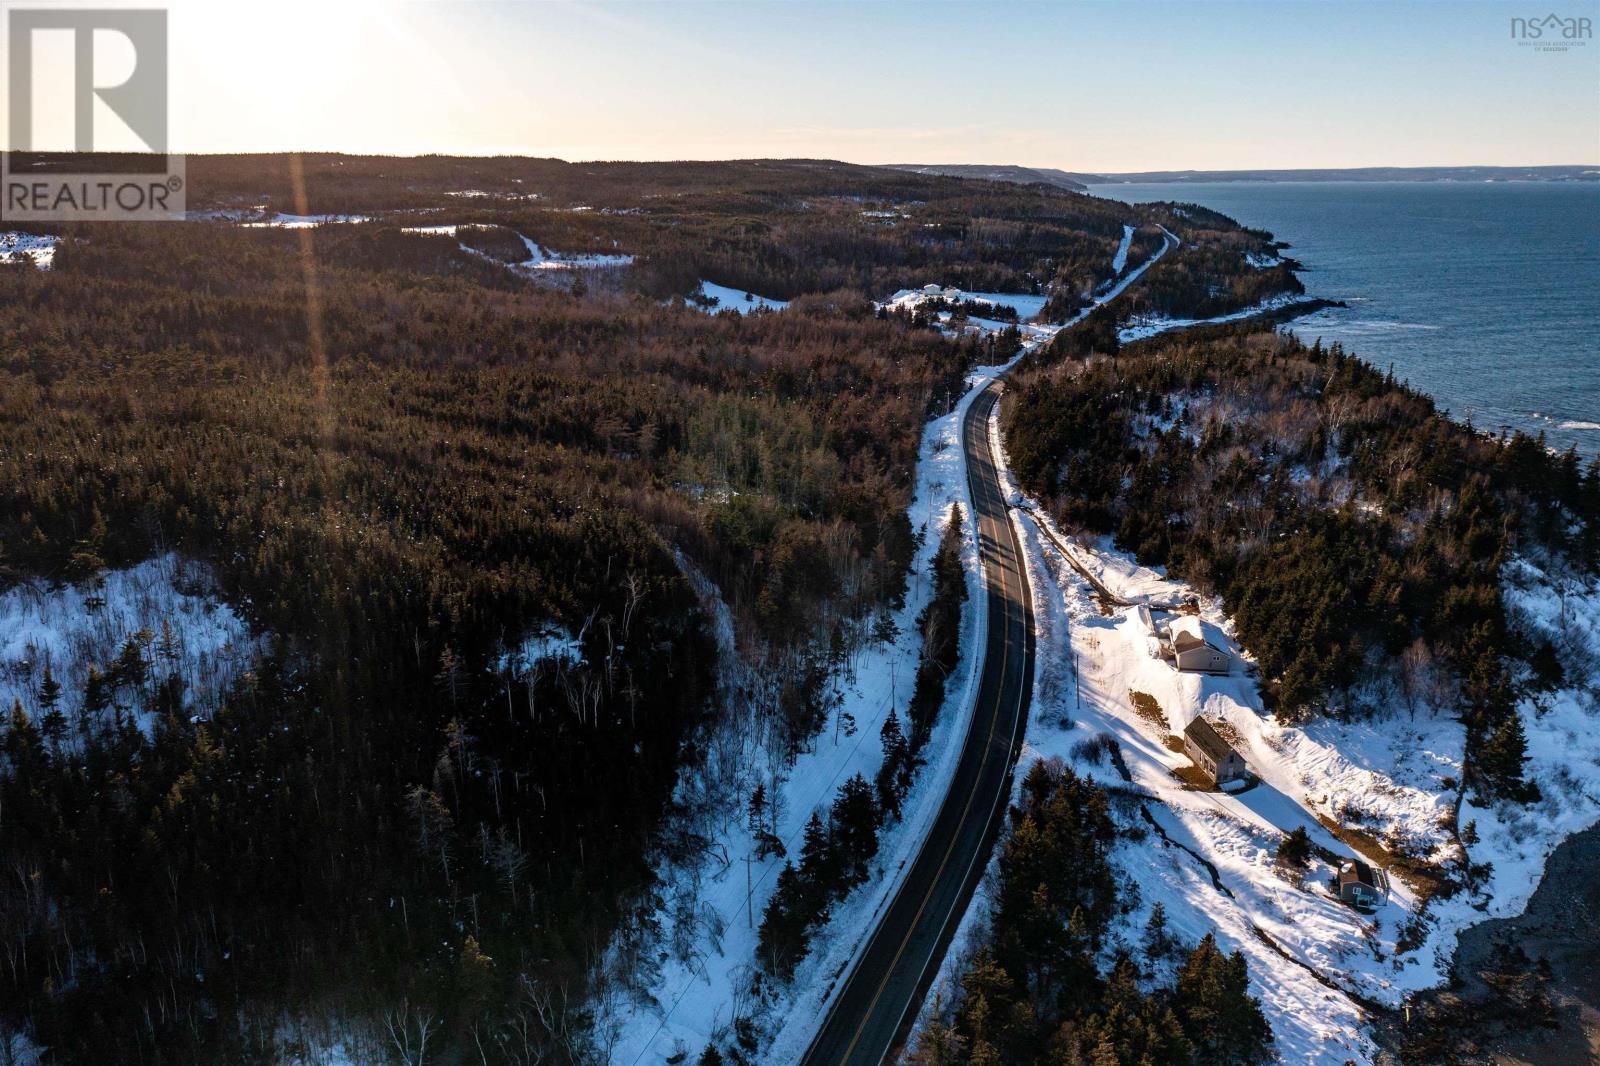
[800,378,1035,1065]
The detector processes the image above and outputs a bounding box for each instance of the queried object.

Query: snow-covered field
[693,281,789,315]
[0,231,58,269]
[884,285,1050,322]
[1111,224,1135,274]
[0,554,261,735]
[917,418,1600,1064]
[241,213,371,228]
[399,225,633,272]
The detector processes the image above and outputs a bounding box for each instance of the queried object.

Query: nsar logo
[1510,12,1593,50]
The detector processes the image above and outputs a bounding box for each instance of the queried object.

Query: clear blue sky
[65,0,1600,167]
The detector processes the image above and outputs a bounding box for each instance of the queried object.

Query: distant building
[1167,615,1231,674]
[1337,860,1383,908]
[1183,716,1248,787]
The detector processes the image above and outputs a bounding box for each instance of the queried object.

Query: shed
[1338,860,1383,908]
[1168,615,1231,674]
[1183,716,1248,786]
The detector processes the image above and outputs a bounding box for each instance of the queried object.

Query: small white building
[1167,616,1231,675]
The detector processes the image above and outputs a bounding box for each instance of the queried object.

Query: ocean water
[1089,182,1600,458]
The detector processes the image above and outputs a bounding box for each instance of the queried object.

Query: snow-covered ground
[1111,224,1135,274]
[1118,291,1319,342]
[241,213,371,228]
[496,625,583,675]
[0,554,261,735]
[692,281,789,315]
[515,232,634,270]
[400,225,632,272]
[918,421,1600,1063]
[884,285,1050,322]
[0,231,58,269]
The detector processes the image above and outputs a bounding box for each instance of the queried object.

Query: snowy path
[1110,224,1135,274]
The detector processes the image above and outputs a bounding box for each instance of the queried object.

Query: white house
[1167,616,1231,674]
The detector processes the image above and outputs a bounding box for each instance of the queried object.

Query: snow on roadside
[1111,224,1135,274]
[0,232,59,269]
[0,554,262,735]
[602,346,1031,1065]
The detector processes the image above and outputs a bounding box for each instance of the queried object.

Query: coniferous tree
[830,774,881,885]
[1478,710,1537,802]
[877,708,912,816]
[37,666,67,751]
[1175,935,1271,1066]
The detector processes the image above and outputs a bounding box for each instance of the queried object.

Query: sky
[11,0,1600,170]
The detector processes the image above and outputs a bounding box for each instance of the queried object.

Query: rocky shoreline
[1386,822,1600,1064]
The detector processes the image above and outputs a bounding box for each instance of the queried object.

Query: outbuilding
[1337,859,1384,908]
[1183,716,1248,787]
[1168,615,1231,674]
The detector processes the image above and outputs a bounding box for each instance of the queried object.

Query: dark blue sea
[1090,181,1600,458]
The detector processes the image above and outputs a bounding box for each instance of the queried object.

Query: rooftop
[1183,715,1235,763]
[1168,614,1223,654]
[1338,859,1376,887]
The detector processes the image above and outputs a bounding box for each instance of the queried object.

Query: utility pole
[1073,648,1080,708]
[744,854,753,929]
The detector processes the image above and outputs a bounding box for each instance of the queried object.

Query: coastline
[1382,822,1600,1064]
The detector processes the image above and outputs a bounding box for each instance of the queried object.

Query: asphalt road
[799,378,1035,1065]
